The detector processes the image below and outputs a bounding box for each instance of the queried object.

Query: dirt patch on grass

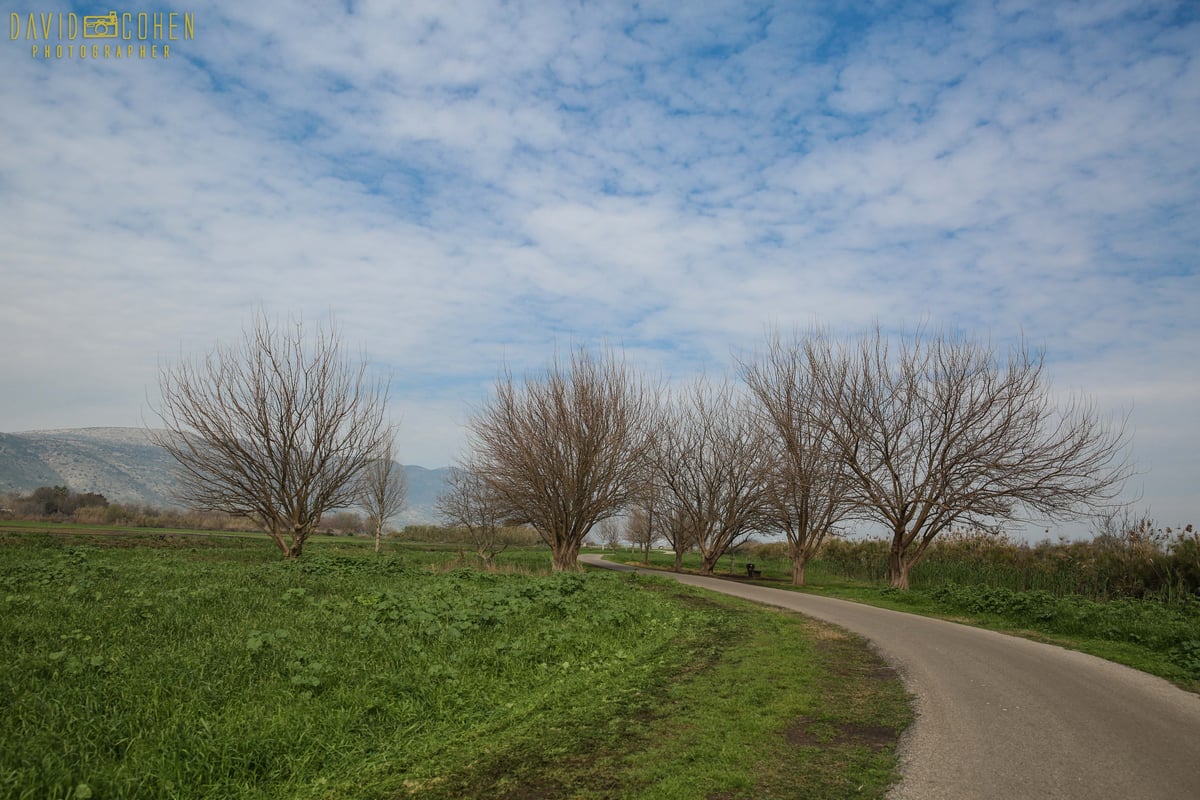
[671,591,737,611]
[422,729,637,799]
[784,717,899,752]
[812,637,899,681]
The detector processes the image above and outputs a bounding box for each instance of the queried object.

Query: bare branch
[739,327,858,585]
[359,431,407,554]
[464,345,658,571]
[150,312,390,558]
[806,325,1132,588]
[648,375,770,575]
[436,464,508,567]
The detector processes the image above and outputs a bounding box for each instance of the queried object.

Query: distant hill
[0,427,449,526]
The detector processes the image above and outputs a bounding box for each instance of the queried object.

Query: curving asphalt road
[581,555,1200,800]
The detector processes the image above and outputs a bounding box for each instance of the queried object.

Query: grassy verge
[413,586,911,800]
[607,550,1200,692]
[0,533,909,799]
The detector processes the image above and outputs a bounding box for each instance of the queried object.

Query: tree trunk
[673,548,683,572]
[551,539,582,571]
[267,523,303,558]
[792,556,807,586]
[888,546,911,589]
[699,552,720,575]
[374,522,382,554]
[643,505,654,564]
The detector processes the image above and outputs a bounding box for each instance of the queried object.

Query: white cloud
[0,0,1196,527]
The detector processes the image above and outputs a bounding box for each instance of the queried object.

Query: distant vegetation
[394,523,542,548]
[818,520,1200,604]
[2,485,111,518]
[627,514,1200,605]
[0,486,551,545]
[2,485,259,532]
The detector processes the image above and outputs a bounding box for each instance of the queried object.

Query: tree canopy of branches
[465,346,657,571]
[807,326,1131,588]
[152,314,391,559]
[740,329,857,586]
[359,433,406,553]
[650,377,770,575]
[435,465,507,567]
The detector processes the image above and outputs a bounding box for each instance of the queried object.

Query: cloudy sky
[2,1,1197,532]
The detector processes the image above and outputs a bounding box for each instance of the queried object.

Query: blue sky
[2,0,1197,534]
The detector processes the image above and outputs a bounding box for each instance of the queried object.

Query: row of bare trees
[152,315,1128,585]
[452,328,1130,588]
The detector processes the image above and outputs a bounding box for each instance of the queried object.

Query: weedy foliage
[819,524,1200,603]
[0,540,700,799]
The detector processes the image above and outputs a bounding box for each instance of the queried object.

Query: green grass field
[0,528,910,799]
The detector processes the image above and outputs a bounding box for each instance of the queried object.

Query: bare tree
[359,433,407,554]
[626,491,663,565]
[659,503,695,572]
[740,329,857,585]
[435,465,508,568]
[465,346,658,571]
[807,325,1132,588]
[597,517,624,551]
[151,313,390,559]
[650,376,770,575]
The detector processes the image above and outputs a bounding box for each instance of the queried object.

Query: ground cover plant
[0,531,909,799]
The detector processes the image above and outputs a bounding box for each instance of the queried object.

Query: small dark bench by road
[745,563,762,579]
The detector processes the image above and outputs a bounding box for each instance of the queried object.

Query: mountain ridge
[0,427,449,526]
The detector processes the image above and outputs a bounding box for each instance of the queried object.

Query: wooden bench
[745,563,762,579]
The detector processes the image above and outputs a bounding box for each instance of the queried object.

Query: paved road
[581,555,1200,800]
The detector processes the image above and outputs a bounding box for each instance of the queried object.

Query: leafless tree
[650,376,770,575]
[435,464,508,568]
[659,503,695,572]
[596,517,624,551]
[151,313,391,559]
[626,490,663,565]
[807,325,1132,588]
[465,346,658,571]
[740,328,857,585]
[359,433,406,554]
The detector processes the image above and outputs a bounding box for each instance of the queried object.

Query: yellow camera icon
[83,11,119,39]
